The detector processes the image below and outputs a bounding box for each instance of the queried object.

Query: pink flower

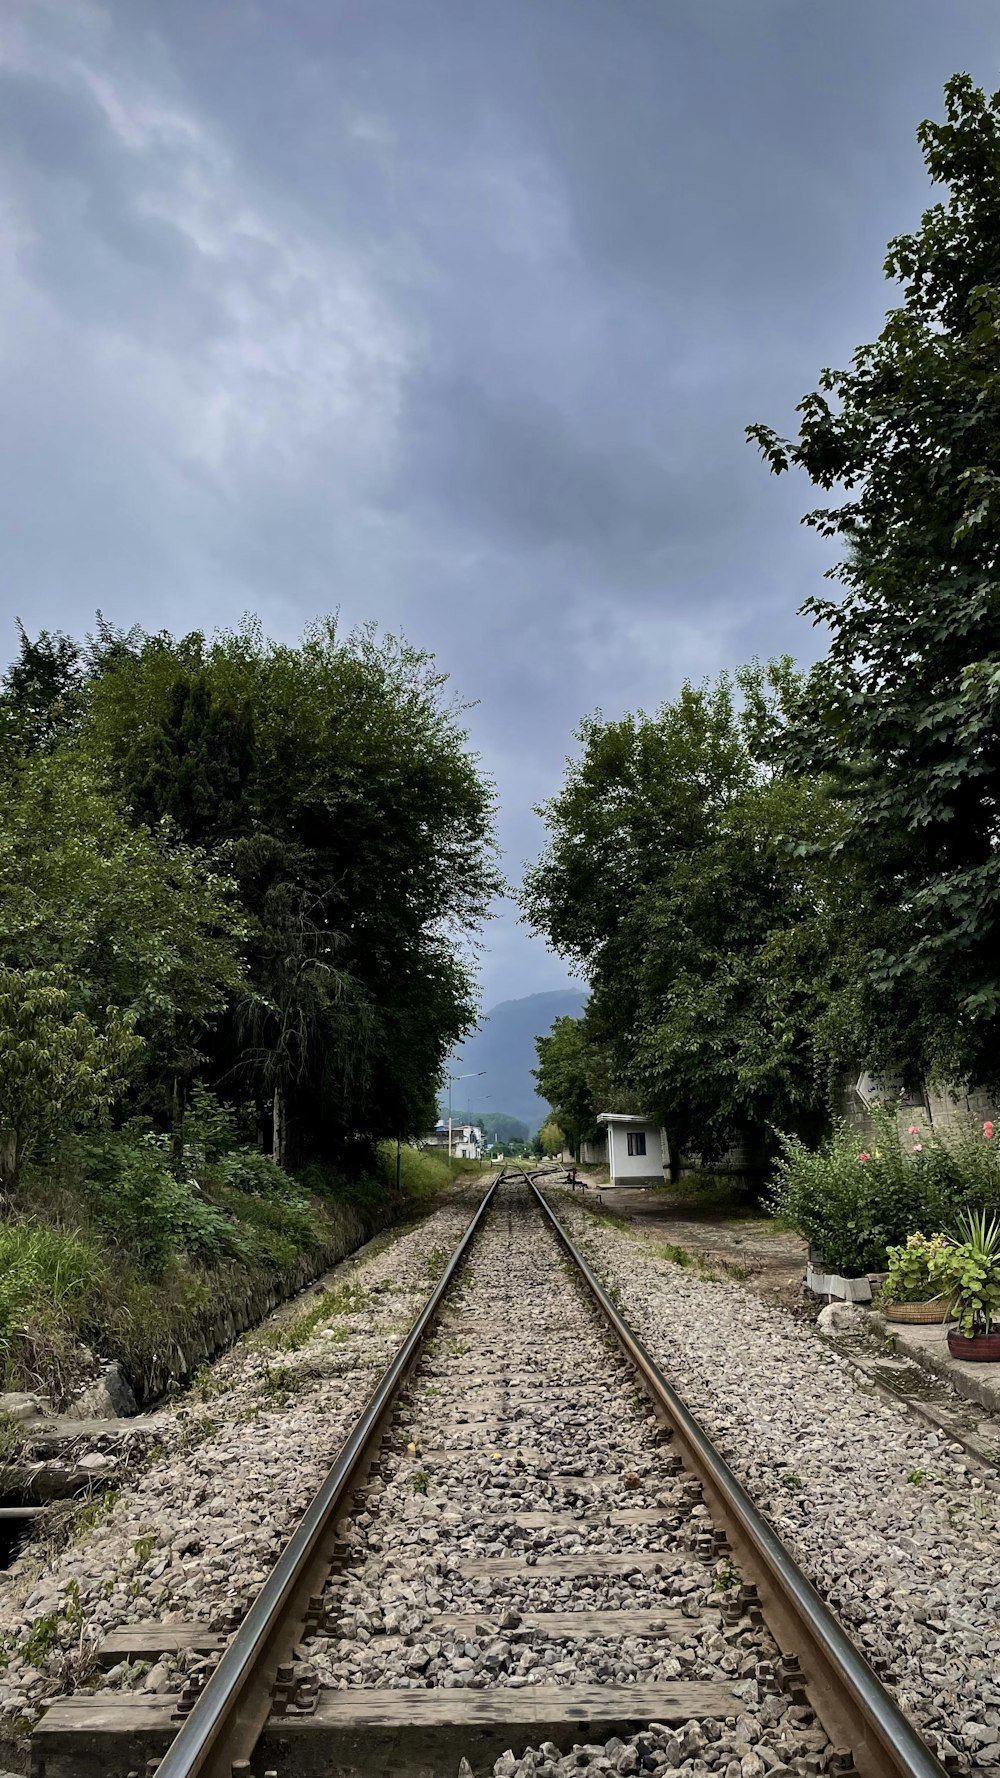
[984,1121,995,1140]
[907,1124,920,1135]
[912,1143,924,1152]
[858,1151,871,1164]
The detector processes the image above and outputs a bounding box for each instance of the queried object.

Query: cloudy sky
[3,1,999,1008]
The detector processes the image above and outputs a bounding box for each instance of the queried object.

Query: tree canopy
[0,616,498,1171]
[748,73,1000,1092]
[524,666,859,1166]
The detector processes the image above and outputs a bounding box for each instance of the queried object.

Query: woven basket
[883,1296,952,1324]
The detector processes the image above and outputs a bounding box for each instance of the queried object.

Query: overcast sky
[3,1,1000,1009]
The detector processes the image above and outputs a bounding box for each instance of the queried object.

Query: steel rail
[528,1175,948,1778]
[154,1172,502,1778]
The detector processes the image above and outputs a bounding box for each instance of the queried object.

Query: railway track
[31,1170,948,1778]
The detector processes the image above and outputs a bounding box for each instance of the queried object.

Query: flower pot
[947,1328,1000,1361]
[883,1297,952,1324]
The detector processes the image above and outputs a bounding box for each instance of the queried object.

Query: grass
[260,1364,302,1403]
[0,1410,22,1460]
[0,1123,398,1402]
[906,1469,931,1486]
[410,1471,430,1495]
[424,1245,449,1280]
[265,1281,372,1353]
[780,1472,804,1490]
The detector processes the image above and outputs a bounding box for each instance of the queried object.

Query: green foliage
[78,1134,235,1276]
[929,1207,1000,1336]
[773,1107,1000,1275]
[0,967,141,1187]
[524,666,854,1167]
[533,1017,600,1153]
[74,615,499,1165]
[0,1223,106,1385]
[748,75,1000,1091]
[0,748,245,1092]
[537,1120,565,1158]
[883,1233,951,1304]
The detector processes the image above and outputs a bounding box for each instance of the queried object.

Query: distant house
[423,1120,485,1161]
[595,1112,668,1186]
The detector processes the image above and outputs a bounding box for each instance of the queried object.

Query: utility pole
[446,1071,485,1160]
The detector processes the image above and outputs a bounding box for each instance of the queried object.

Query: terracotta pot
[947,1328,1000,1361]
[883,1297,952,1324]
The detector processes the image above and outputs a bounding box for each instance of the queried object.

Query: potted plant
[929,1209,1000,1360]
[879,1233,953,1322]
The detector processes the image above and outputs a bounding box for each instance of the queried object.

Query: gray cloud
[2,0,1000,1014]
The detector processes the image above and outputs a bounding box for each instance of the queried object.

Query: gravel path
[0,1191,479,1734]
[554,1187,1000,1774]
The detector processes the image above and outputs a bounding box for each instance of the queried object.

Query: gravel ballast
[553,1187,1000,1773]
[0,1191,479,1735]
[295,1181,836,1778]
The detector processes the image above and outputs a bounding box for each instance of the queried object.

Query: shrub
[773,1106,1000,1275]
[216,1147,293,1199]
[78,1134,234,1275]
[882,1233,951,1304]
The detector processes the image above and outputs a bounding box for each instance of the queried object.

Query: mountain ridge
[442,988,587,1131]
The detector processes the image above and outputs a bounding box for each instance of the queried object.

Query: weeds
[712,1560,741,1593]
[652,1241,692,1268]
[780,1472,804,1490]
[268,1282,372,1353]
[21,1612,61,1667]
[906,1469,930,1486]
[261,1364,302,1403]
[424,1246,449,1280]
[0,1410,21,1460]
[132,1532,157,1565]
[411,1471,430,1495]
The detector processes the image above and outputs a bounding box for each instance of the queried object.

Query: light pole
[446,1071,485,1160]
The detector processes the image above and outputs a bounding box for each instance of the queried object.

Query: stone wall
[122,1195,399,1407]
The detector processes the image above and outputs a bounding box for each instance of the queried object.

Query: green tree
[533,1016,600,1154]
[538,1120,565,1158]
[748,74,1000,1091]
[524,668,854,1167]
[73,616,499,1163]
[0,749,245,1108]
[0,968,140,1188]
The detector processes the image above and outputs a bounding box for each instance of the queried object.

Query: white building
[596,1112,668,1185]
[423,1120,485,1161]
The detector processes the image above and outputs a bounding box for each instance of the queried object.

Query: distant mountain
[441,989,587,1132]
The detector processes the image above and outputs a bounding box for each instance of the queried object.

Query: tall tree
[748,74,1000,1091]
[74,616,499,1163]
[524,667,854,1165]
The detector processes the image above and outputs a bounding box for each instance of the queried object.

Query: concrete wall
[839,1073,998,1144]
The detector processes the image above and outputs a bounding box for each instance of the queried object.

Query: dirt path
[567,1176,808,1312]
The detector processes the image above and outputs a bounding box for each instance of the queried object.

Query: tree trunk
[171,1073,188,1169]
[0,1127,18,1192]
[272,1084,285,1168]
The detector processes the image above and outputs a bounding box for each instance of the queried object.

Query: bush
[78,1134,235,1276]
[215,1147,293,1199]
[882,1233,951,1304]
[772,1106,1000,1275]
